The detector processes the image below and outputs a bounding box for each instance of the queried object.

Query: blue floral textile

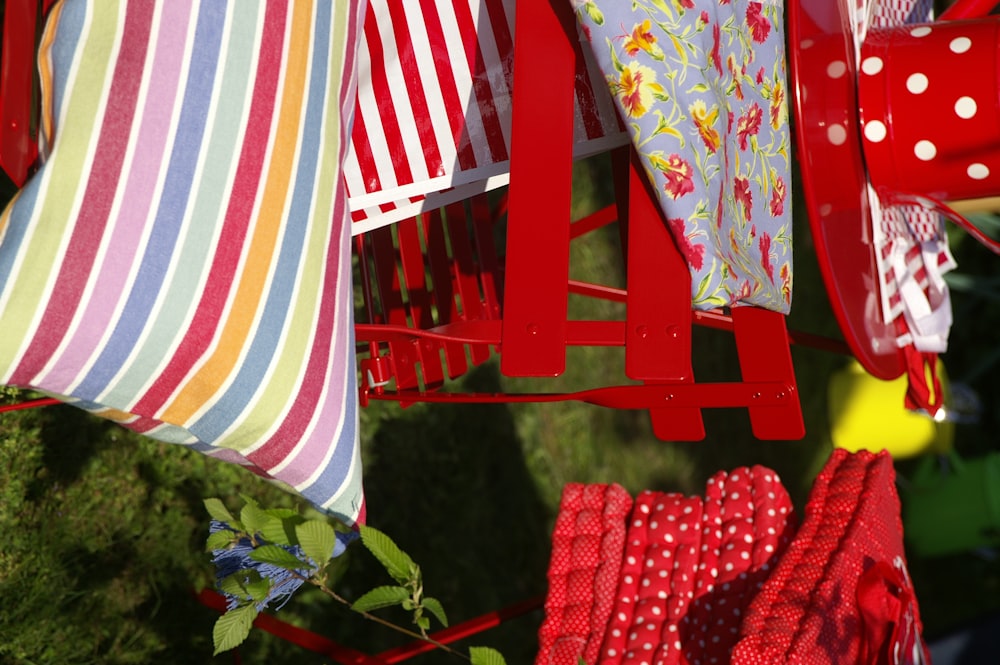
[571,0,793,312]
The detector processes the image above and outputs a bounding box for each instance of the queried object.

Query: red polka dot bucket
[859,18,999,206]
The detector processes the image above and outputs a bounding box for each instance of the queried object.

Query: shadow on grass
[325,363,551,665]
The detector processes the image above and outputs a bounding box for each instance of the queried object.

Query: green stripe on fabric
[0,0,121,372]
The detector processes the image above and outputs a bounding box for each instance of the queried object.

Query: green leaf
[422,597,449,627]
[249,545,308,571]
[359,525,416,584]
[295,519,336,568]
[259,515,304,548]
[213,603,258,655]
[218,571,253,600]
[204,498,236,525]
[243,575,271,602]
[469,646,507,665]
[240,498,274,536]
[578,658,588,665]
[351,586,410,613]
[416,615,430,631]
[206,529,236,553]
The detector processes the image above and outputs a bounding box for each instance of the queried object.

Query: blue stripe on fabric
[191,1,331,441]
[74,0,227,399]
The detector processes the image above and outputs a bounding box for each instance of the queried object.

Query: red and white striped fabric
[343,0,627,234]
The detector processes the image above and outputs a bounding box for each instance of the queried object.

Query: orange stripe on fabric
[161,0,313,423]
[38,0,65,151]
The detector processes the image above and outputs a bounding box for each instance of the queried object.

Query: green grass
[1,153,999,663]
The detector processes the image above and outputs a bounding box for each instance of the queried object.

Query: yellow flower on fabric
[769,79,787,130]
[611,62,663,119]
[690,100,721,154]
[623,20,664,60]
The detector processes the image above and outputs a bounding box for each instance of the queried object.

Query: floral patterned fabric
[571,0,793,313]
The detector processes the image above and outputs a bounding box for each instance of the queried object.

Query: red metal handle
[939,0,999,20]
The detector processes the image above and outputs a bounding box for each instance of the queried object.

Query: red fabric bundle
[731,449,930,665]
[536,483,634,665]
[536,451,931,665]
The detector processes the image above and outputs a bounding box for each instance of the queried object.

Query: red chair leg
[731,306,805,440]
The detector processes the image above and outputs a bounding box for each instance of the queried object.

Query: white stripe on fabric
[404,0,459,179]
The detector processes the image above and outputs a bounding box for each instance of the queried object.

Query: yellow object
[828,360,954,459]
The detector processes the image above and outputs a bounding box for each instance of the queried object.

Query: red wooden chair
[351,0,810,442]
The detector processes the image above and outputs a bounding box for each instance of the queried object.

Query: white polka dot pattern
[596,467,794,665]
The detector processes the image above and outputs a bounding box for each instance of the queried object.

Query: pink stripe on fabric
[45,0,194,393]
[386,1,444,180]
[362,7,415,189]
[131,0,288,416]
[419,2,478,172]
[451,0,507,164]
[10,1,156,385]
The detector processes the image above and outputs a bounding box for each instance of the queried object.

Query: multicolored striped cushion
[0,0,365,523]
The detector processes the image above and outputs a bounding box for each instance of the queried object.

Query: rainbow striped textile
[0,0,366,524]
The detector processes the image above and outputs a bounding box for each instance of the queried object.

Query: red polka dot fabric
[536,468,796,665]
[536,483,634,665]
[730,449,931,665]
[535,451,930,665]
[599,467,796,665]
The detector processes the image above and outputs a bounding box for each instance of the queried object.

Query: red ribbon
[856,561,929,665]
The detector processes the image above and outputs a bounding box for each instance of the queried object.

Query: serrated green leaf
[421,597,448,627]
[469,646,507,665]
[295,519,336,568]
[213,603,258,655]
[249,544,307,571]
[240,499,275,536]
[264,507,300,519]
[259,516,304,548]
[204,498,236,525]
[206,530,236,553]
[218,572,252,600]
[359,525,416,584]
[243,575,271,602]
[350,585,410,613]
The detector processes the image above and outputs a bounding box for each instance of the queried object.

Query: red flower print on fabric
[658,153,696,200]
[710,23,723,75]
[667,217,706,270]
[746,2,771,43]
[736,102,762,150]
[770,176,786,216]
[759,232,775,282]
[734,176,753,221]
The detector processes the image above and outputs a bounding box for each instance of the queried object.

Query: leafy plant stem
[303,575,469,661]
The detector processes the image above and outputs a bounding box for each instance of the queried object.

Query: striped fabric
[343,0,628,233]
[0,0,366,524]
